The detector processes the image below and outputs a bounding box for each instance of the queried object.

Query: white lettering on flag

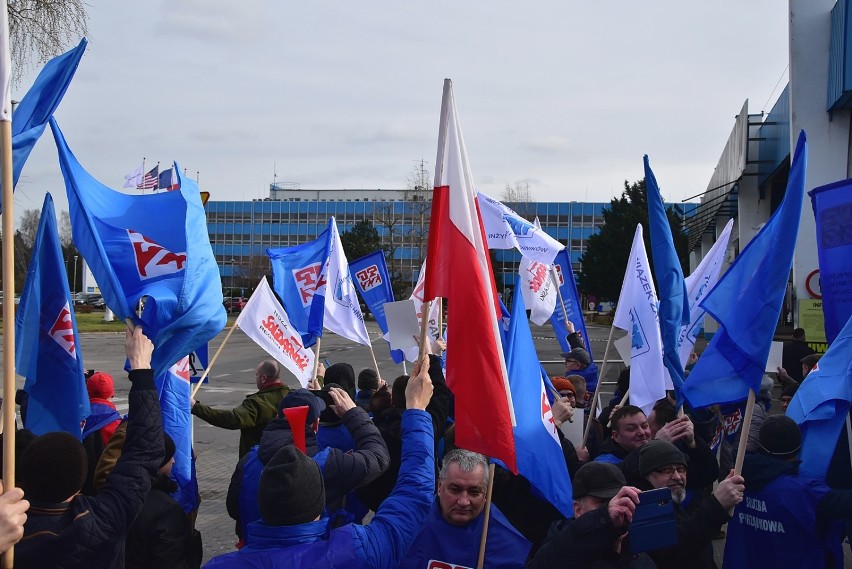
[127,229,187,280]
[48,301,76,357]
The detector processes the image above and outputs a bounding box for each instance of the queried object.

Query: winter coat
[192,383,289,458]
[204,409,434,569]
[16,369,162,569]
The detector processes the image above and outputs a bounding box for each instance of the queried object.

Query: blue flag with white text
[786,313,852,481]
[50,119,227,377]
[266,221,332,348]
[15,193,90,436]
[550,249,599,394]
[506,277,573,518]
[5,38,86,201]
[683,131,808,408]
[349,250,404,363]
[644,156,688,399]
[809,177,852,345]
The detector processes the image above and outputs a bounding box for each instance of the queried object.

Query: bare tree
[17,207,39,249]
[59,209,73,247]
[236,256,272,295]
[8,0,88,84]
[501,181,533,204]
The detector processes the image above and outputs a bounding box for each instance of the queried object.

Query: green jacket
[192,384,290,457]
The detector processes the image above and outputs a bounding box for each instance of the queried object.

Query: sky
[10,1,789,224]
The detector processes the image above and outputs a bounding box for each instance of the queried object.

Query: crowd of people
[0,325,848,568]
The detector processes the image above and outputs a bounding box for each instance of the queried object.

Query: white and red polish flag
[424,79,517,472]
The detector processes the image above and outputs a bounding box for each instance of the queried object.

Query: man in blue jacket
[203,354,435,569]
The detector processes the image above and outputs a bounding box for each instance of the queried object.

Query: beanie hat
[86,371,115,400]
[323,363,356,398]
[161,433,176,468]
[560,347,591,369]
[758,415,802,458]
[358,368,379,392]
[550,377,577,396]
[258,446,325,526]
[638,440,687,476]
[20,432,87,503]
[278,388,326,425]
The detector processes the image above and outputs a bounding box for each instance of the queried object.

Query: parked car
[224,296,248,312]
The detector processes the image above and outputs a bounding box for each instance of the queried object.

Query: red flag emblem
[169,356,191,382]
[355,264,382,292]
[292,262,325,306]
[127,230,187,280]
[48,302,76,357]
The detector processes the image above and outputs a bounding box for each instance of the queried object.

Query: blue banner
[809,177,852,345]
[349,250,403,363]
[549,250,599,393]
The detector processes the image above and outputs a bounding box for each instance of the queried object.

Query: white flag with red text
[237,277,316,387]
[519,218,558,326]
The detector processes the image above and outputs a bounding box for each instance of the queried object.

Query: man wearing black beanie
[16,325,165,569]
[205,354,437,569]
[724,415,852,568]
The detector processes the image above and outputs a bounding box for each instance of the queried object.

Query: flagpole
[418,300,432,360]
[733,389,756,475]
[190,321,238,400]
[140,157,146,194]
[476,462,497,569]
[311,336,322,388]
[437,298,443,335]
[582,325,616,446]
[551,267,572,331]
[367,342,380,379]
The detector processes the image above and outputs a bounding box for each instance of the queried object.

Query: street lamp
[229,258,236,302]
[73,255,78,297]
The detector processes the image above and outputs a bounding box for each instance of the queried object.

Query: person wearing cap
[630,440,743,569]
[191,359,289,458]
[226,386,390,543]
[17,326,165,568]
[204,354,436,569]
[724,416,852,568]
[125,433,202,569]
[528,464,646,568]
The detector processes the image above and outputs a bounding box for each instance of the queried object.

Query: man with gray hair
[192,359,290,457]
[398,448,531,568]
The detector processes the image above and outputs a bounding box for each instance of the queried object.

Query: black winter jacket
[17,369,163,569]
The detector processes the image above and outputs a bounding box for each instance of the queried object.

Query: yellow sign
[798,299,826,343]
[200,191,210,205]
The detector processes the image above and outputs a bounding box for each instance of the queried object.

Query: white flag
[123,164,143,188]
[322,218,371,346]
[519,217,557,326]
[397,258,441,362]
[678,218,734,367]
[236,277,316,387]
[612,225,666,414]
[476,192,563,265]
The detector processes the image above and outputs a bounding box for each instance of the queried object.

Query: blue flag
[506,277,573,518]
[50,119,226,376]
[809,177,852,345]
[6,38,86,199]
[156,358,194,486]
[683,131,808,408]
[15,193,90,436]
[549,249,599,393]
[786,313,852,481]
[349,250,404,363]
[266,220,332,348]
[644,156,688,399]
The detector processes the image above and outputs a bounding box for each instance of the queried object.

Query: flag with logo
[425,79,516,472]
[350,250,404,363]
[786,312,852,481]
[505,277,573,517]
[519,252,557,327]
[323,219,371,346]
[156,356,194,485]
[50,119,227,377]
[612,225,667,414]
[644,156,688,399]
[4,38,86,201]
[137,166,158,190]
[809,177,852,345]
[267,223,331,348]
[236,277,316,387]
[550,249,599,395]
[15,193,90,436]
[678,218,733,367]
[158,167,179,191]
[477,192,563,265]
[683,132,807,409]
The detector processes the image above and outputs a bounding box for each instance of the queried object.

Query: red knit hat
[551,376,576,396]
[86,371,114,400]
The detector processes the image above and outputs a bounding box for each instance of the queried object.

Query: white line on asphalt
[215,373,231,378]
[240,369,254,373]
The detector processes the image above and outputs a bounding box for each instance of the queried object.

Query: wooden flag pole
[476,463,497,569]
[309,336,323,389]
[437,298,443,336]
[550,267,572,331]
[418,300,432,360]
[582,325,616,446]
[1,113,16,569]
[733,389,756,476]
[190,321,238,399]
[367,342,381,379]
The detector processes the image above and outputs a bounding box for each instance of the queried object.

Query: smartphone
[629,487,677,553]
[323,359,332,368]
[310,389,334,407]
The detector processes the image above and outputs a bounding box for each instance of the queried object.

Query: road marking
[214,373,231,378]
[115,404,129,412]
[240,369,255,373]
[203,388,242,394]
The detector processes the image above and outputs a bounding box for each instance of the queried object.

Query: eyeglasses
[654,465,686,476]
